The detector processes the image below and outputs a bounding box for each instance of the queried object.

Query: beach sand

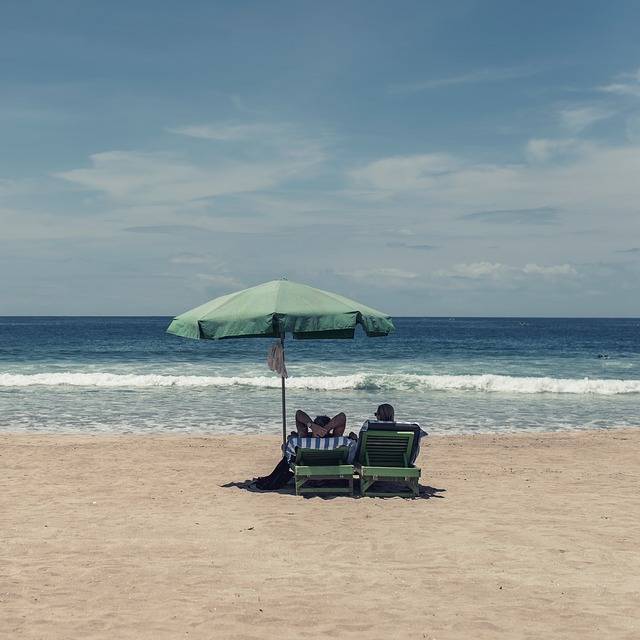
[1,429,639,639]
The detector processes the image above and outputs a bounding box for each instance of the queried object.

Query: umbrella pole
[280,335,287,446]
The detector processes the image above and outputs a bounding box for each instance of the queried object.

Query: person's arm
[295,410,312,436]
[326,412,346,436]
[309,423,328,437]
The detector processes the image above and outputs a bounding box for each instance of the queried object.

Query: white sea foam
[1,371,639,394]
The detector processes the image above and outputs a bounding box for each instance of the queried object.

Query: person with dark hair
[295,409,346,437]
[374,403,394,422]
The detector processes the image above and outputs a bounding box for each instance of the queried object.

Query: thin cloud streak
[167,122,289,141]
[386,242,438,251]
[433,262,577,281]
[389,65,538,94]
[461,207,558,225]
[558,105,615,132]
[124,225,211,234]
[338,267,419,283]
[598,67,640,97]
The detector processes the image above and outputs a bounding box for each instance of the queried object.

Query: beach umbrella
[166,279,394,444]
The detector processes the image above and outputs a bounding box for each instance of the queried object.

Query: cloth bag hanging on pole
[267,341,288,378]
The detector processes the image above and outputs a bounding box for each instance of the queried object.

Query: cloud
[340,267,419,283]
[349,154,459,191]
[194,273,244,288]
[461,206,558,225]
[386,242,438,250]
[0,179,31,197]
[56,122,327,208]
[598,67,640,97]
[168,122,287,142]
[349,141,640,229]
[58,151,272,203]
[525,138,586,162]
[170,253,217,264]
[167,121,328,164]
[389,66,536,94]
[124,224,210,234]
[57,150,316,205]
[434,262,577,282]
[434,262,508,280]
[558,105,615,132]
[522,263,577,276]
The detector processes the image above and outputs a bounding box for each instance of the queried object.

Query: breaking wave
[1,372,639,395]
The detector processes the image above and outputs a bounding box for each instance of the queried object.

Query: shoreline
[2,428,639,639]
[1,423,639,439]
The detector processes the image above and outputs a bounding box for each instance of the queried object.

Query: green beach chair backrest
[360,431,414,467]
[295,447,350,466]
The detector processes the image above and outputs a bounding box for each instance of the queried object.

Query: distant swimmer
[597,353,609,359]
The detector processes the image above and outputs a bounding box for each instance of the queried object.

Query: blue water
[1,317,639,435]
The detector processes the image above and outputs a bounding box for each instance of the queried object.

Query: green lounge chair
[356,430,421,497]
[291,447,354,496]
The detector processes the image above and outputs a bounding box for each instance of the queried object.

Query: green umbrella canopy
[166,279,394,340]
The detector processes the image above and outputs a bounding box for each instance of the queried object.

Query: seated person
[351,403,427,464]
[295,409,346,437]
[253,411,348,490]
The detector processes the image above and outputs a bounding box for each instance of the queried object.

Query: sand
[1,429,639,640]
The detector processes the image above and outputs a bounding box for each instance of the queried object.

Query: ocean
[1,317,639,435]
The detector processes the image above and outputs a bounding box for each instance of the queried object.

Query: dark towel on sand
[254,458,293,491]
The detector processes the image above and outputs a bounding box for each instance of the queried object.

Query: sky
[1,0,640,316]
